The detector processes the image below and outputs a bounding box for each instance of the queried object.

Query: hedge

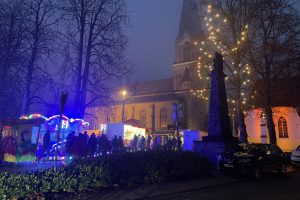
[0,151,212,199]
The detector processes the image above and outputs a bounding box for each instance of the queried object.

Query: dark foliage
[0,151,211,199]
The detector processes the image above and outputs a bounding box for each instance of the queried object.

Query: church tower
[173,0,208,131]
[173,0,205,90]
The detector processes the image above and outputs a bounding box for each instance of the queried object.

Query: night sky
[125,0,182,82]
[125,0,300,82]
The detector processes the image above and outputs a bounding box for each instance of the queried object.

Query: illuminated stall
[100,123,146,145]
[1,114,89,162]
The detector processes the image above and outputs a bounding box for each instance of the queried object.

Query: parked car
[218,143,287,178]
[291,145,300,165]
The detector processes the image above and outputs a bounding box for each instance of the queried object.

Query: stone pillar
[206,52,232,142]
[195,52,237,166]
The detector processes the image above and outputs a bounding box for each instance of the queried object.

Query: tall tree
[20,0,58,115]
[248,0,300,144]
[61,0,130,118]
[195,0,258,142]
[0,0,26,118]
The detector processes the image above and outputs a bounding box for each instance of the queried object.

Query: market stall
[1,114,89,162]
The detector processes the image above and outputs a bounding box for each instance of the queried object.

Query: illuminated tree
[193,1,258,142]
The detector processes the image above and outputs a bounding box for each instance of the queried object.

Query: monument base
[193,136,238,168]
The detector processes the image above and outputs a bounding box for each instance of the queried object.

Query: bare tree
[0,0,26,118]
[248,0,300,144]
[20,0,59,115]
[60,0,131,118]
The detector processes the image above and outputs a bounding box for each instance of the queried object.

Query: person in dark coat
[131,135,138,152]
[177,137,182,151]
[70,135,80,159]
[99,134,109,155]
[111,135,119,154]
[66,131,75,155]
[39,131,50,161]
[88,133,97,157]
[146,135,152,150]
[118,136,125,153]
[138,136,146,151]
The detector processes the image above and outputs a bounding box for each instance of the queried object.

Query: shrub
[0,151,211,199]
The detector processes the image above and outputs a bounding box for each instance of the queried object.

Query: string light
[190,3,256,114]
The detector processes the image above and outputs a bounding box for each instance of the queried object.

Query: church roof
[126,78,177,103]
[177,0,204,40]
[129,78,174,96]
[126,93,177,104]
[250,77,300,108]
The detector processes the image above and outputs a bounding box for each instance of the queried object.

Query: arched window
[140,109,146,127]
[183,42,190,61]
[278,117,288,138]
[260,111,268,143]
[160,107,168,129]
[131,106,135,119]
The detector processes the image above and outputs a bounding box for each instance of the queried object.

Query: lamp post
[121,90,127,123]
[55,92,68,171]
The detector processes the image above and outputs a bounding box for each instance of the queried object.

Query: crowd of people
[62,132,183,159]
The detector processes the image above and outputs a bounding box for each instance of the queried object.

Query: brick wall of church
[85,100,176,132]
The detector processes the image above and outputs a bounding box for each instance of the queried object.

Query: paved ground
[148,170,300,200]
[79,166,300,200]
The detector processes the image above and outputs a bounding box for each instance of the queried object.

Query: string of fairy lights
[190,3,256,117]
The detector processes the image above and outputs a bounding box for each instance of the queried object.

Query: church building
[85,0,208,134]
[246,77,300,152]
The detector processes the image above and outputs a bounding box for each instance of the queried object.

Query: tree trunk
[265,106,276,144]
[21,41,38,115]
[237,108,248,143]
[73,0,86,117]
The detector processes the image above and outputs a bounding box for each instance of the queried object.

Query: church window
[160,107,168,129]
[183,42,190,61]
[140,109,146,127]
[132,106,135,119]
[111,108,116,122]
[182,81,190,90]
[124,111,127,121]
[278,117,288,138]
[260,112,268,139]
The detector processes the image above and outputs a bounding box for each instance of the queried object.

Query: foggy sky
[125,0,182,82]
[125,0,300,82]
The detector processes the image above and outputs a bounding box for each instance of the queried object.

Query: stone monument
[196,52,237,166]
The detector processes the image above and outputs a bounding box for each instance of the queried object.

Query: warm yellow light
[122,90,127,96]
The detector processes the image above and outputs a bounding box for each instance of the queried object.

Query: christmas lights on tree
[191,2,257,138]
